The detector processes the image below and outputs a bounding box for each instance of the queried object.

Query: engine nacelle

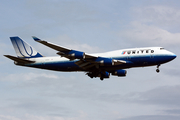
[112,69,127,77]
[101,71,110,78]
[69,51,85,59]
[100,59,113,66]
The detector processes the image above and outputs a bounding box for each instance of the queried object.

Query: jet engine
[112,69,127,77]
[99,59,113,66]
[69,51,85,59]
[101,71,110,78]
[57,50,85,60]
[100,71,110,80]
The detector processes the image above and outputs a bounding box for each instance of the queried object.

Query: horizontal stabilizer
[4,55,35,64]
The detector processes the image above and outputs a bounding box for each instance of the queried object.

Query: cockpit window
[160,48,164,50]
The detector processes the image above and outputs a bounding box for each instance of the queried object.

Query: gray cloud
[119,115,180,120]
[126,85,180,107]
[164,109,180,115]
[26,0,96,23]
[132,5,180,29]
[163,68,180,77]
[118,22,180,48]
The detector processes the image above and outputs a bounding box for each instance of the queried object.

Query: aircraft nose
[164,51,177,62]
[172,54,177,60]
[168,53,177,60]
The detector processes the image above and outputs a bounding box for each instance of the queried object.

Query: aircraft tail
[10,36,43,58]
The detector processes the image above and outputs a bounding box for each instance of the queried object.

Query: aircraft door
[126,51,131,60]
[150,50,154,59]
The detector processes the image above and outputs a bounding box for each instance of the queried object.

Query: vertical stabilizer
[10,36,43,58]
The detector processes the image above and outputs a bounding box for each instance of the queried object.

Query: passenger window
[151,50,154,53]
[146,50,149,53]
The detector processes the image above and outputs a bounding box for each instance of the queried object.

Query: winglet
[32,36,41,41]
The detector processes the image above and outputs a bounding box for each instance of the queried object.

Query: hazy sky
[0,0,180,120]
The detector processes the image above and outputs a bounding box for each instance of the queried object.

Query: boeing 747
[4,36,176,80]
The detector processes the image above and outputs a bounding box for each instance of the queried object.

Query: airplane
[4,36,176,80]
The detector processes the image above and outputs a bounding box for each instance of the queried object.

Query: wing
[74,59,126,70]
[32,36,71,52]
[32,36,96,60]
[32,36,126,70]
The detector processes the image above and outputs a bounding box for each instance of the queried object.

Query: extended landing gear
[100,77,104,81]
[86,72,94,78]
[156,69,160,73]
[86,71,109,81]
[156,64,160,73]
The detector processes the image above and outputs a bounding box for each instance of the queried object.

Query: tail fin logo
[10,37,43,58]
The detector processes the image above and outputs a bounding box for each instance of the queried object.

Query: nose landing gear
[156,64,160,73]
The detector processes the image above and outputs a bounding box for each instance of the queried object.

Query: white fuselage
[23,47,176,72]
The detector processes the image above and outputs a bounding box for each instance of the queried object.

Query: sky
[0,0,180,120]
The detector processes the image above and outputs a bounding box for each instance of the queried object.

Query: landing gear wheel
[100,77,104,81]
[156,69,160,73]
[156,64,160,73]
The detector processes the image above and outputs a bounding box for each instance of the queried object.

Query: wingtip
[32,36,41,41]
[4,55,8,57]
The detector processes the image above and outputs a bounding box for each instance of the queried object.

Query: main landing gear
[100,77,104,81]
[156,64,160,73]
